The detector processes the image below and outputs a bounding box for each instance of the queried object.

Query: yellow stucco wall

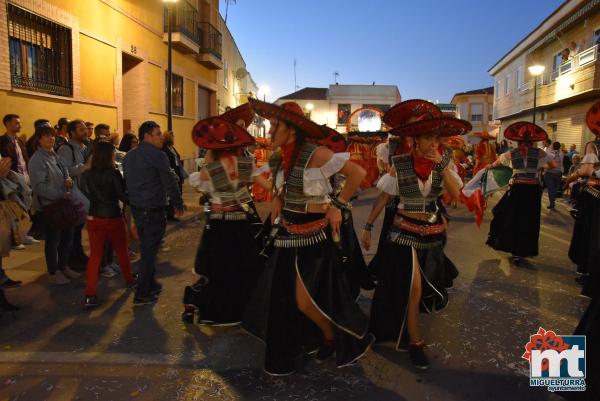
[79,34,116,103]
[0,91,118,133]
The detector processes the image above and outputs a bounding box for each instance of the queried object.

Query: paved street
[0,188,589,401]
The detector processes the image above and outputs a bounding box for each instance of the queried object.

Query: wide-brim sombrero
[248,98,326,139]
[383,99,443,128]
[390,117,472,138]
[473,131,497,140]
[586,101,600,137]
[220,103,255,128]
[192,117,255,150]
[314,126,348,153]
[503,121,548,142]
[446,135,465,149]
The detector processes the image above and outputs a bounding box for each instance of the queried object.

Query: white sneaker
[101,265,118,278]
[63,267,81,279]
[12,244,25,250]
[23,235,40,245]
[48,271,70,285]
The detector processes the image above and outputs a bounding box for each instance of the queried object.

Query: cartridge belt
[512,178,539,185]
[209,211,248,221]
[274,230,328,248]
[586,178,600,187]
[393,217,445,236]
[211,204,243,213]
[281,218,328,235]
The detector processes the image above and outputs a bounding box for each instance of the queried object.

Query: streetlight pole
[164,0,178,131]
[528,65,545,125]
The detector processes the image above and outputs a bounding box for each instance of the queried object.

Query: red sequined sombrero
[391,116,472,138]
[315,126,348,153]
[383,99,443,128]
[220,103,255,128]
[192,117,255,150]
[503,122,548,142]
[248,98,326,139]
[586,101,600,137]
[446,135,465,150]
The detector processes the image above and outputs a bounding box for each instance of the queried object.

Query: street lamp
[164,0,178,131]
[305,103,314,111]
[528,65,545,125]
[258,85,271,101]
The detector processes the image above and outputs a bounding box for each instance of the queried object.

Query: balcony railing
[549,44,598,83]
[199,22,222,59]
[163,0,200,49]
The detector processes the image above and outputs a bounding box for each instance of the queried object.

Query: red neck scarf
[280,140,296,177]
[412,149,435,182]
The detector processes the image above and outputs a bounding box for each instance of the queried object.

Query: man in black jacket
[162,131,186,221]
[123,121,183,305]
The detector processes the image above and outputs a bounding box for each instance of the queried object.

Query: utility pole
[334,71,339,84]
[293,58,299,91]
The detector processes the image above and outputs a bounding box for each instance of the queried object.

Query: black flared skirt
[569,189,600,278]
[367,198,398,278]
[190,217,264,325]
[369,239,450,348]
[341,209,375,297]
[487,184,542,257]
[243,213,373,374]
[574,293,600,400]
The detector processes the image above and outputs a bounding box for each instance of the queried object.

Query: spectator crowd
[0,114,185,313]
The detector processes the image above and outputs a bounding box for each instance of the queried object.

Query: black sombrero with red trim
[192,117,255,150]
[315,126,348,153]
[248,98,326,139]
[220,103,255,128]
[503,122,548,142]
[390,116,472,138]
[383,99,443,128]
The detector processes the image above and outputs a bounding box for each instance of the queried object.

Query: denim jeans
[131,207,166,297]
[43,219,74,274]
[544,171,562,208]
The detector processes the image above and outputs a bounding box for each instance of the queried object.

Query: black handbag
[42,198,81,230]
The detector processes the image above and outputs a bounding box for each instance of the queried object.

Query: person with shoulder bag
[28,126,80,285]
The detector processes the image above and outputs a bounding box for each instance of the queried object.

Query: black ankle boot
[182,305,196,324]
[315,338,335,362]
[408,341,429,370]
[0,289,19,312]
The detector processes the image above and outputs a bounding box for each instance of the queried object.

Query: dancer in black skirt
[243,99,373,376]
[361,105,469,369]
[367,100,442,279]
[182,115,270,325]
[486,122,556,266]
[568,101,600,296]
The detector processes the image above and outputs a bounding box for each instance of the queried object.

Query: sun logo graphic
[522,327,586,392]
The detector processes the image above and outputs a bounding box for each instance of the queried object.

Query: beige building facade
[451,87,498,142]
[489,0,600,150]
[216,14,257,115]
[275,84,401,134]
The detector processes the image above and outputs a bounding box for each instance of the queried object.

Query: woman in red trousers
[81,141,135,307]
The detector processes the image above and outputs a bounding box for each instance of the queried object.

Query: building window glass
[594,28,600,46]
[505,73,511,95]
[516,66,524,89]
[7,4,73,97]
[470,103,483,123]
[495,80,501,99]
[337,104,351,124]
[223,60,228,88]
[166,72,184,116]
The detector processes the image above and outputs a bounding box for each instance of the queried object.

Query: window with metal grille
[7,4,73,97]
[165,71,184,116]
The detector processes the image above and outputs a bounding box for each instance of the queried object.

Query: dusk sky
[221,0,565,103]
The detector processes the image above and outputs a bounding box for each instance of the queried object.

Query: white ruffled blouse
[255,152,350,196]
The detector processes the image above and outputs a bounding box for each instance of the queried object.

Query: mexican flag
[460,165,513,226]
